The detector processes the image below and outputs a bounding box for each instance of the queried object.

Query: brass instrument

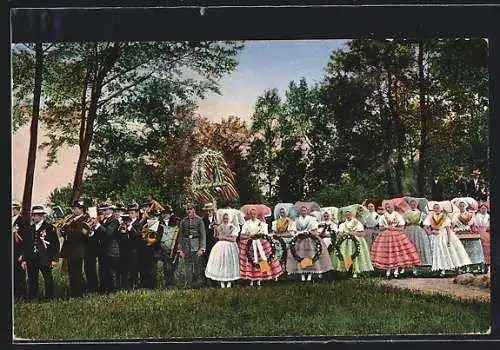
[139,198,165,225]
[55,213,76,236]
[141,222,159,246]
[170,218,182,264]
[81,214,98,236]
[118,215,132,234]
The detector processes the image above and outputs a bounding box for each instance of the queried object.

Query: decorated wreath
[334,234,361,262]
[271,235,288,269]
[245,234,277,269]
[290,232,323,263]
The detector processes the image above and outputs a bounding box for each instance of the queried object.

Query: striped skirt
[239,237,283,281]
[370,227,421,269]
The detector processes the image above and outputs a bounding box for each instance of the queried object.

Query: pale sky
[12,39,347,206]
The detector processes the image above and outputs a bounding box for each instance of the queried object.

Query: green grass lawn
[13,272,490,340]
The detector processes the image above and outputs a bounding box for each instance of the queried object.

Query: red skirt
[239,237,283,280]
[477,227,490,265]
[370,227,421,269]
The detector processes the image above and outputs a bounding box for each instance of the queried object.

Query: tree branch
[96,50,198,109]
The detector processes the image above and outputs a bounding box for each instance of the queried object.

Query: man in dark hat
[466,169,488,201]
[138,209,162,289]
[93,203,120,293]
[12,200,27,299]
[122,205,142,289]
[59,200,89,297]
[201,202,217,288]
[21,206,59,300]
[177,204,206,288]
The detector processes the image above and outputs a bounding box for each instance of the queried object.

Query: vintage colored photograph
[12,38,490,340]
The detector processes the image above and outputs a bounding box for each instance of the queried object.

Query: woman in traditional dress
[423,203,458,277]
[239,208,283,287]
[403,199,433,275]
[318,211,337,251]
[370,202,421,278]
[363,199,380,249]
[271,207,296,280]
[331,210,374,278]
[205,213,240,288]
[286,206,333,282]
[475,202,490,272]
[451,200,484,273]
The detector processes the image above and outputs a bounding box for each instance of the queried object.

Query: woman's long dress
[286,215,333,275]
[271,217,296,272]
[363,211,380,249]
[205,223,241,282]
[403,209,433,266]
[423,213,458,271]
[330,219,374,274]
[370,211,421,269]
[239,219,283,281]
[452,212,484,265]
[475,212,490,265]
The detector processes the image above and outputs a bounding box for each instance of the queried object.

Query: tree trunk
[21,41,43,222]
[69,82,101,205]
[417,41,428,197]
[68,43,121,205]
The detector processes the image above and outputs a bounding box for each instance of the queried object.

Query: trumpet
[118,216,132,234]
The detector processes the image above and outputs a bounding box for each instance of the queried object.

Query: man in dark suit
[21,206,59,300]
[93,203,120,293]
[124,205,142,289]
[12,201,27,300]
[60,201,89,298]
[83,205,100,294]
[138,208,162,289]
[466,169,489,202]
[430,175,444,201]
[177,204,206,288]
[201,203,217,288]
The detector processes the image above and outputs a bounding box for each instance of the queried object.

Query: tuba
[141,221,159,246]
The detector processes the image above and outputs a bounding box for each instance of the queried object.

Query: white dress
[424,213,472,270]
[205,223,241,282]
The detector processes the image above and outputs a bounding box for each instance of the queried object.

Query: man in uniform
[60,201,89,298]
[125,205,142,289]
[93,203,120,293]
[21,206,59,300]
[466,169,489,202]
[177,204,206,288]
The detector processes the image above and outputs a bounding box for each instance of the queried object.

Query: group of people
[12,171,491,300]
[13,199,220,300]
[202,196,491,287]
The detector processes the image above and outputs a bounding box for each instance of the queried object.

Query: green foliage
[46,184,73,210]
[14,276,489,339]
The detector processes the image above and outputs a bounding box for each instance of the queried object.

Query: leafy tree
[13,41,244,205]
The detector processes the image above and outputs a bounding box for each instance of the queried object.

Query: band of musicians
[12,169,491,301]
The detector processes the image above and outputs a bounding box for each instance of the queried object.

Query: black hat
[148,210,161,217]
[161,205,174,214]
[127,205,140,212]
[71,201,85,209]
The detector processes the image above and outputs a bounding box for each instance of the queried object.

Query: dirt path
[379,277,490,303]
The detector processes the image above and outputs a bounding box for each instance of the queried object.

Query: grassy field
[13,267,490,340]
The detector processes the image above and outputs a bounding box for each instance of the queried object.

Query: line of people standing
[13,199,219,300]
